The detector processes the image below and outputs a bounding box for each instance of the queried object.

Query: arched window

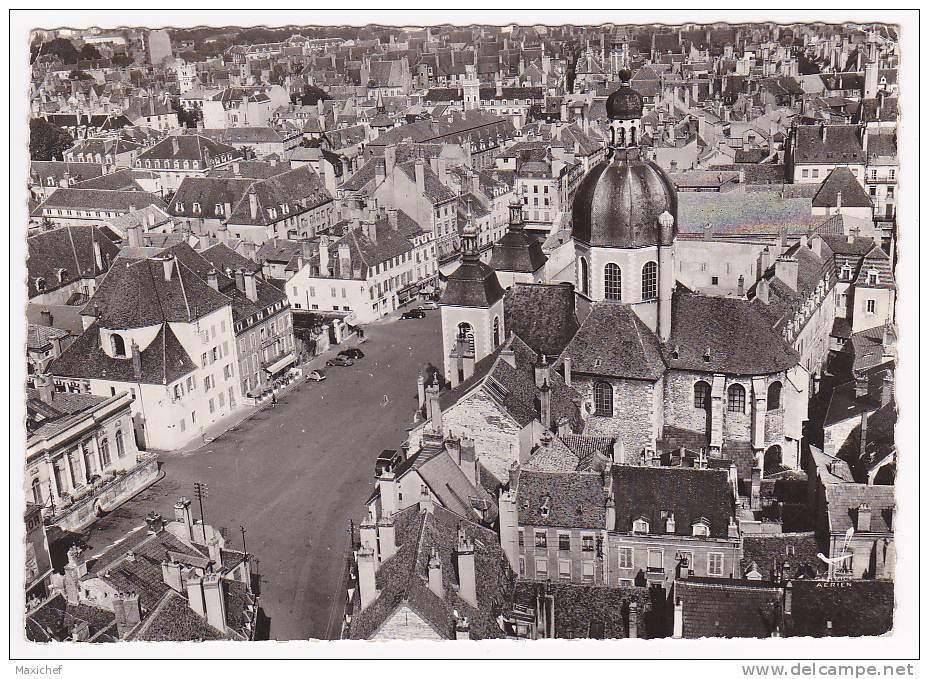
[115,430,125,458]
[99,437,111,468]
[693,381,711,410]
[630,127,637,145]
[111,333,126,357]
[641,261,658,300]
[493,316,500,347]
[764,445,783,475]
[35,278,47,293]
[82,443,95,483]
[593,382,613,416]
[31,477,42,504]
[727,384,746,413]
[456,323,475,355]
[578,257,590,296]
[767,381,782,410]
[604,263,622,301]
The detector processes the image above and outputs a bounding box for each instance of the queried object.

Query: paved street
[70,310,443,640]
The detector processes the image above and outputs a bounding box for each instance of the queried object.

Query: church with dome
[437,72,834,483]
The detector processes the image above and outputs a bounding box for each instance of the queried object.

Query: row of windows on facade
[519,546,726,579]
[177,386,237,433]
[591,380,782,417]
[35,430,128,503]
[136,153,232,171]
[578,259,660,301]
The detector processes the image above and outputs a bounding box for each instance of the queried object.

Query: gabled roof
[612,465,734,538]
[489,223,547,274]
[503,283,579,359]
[560,302,666,381]
[824,483,894,534]
[516,469,607,529]
[793,125,865,165]
[677,578,782,638]
[812,168,872,208]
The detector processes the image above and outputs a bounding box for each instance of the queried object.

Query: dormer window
[539,495,551,519]
[692,519,710,537]
[215,203,224,215]
[665,513,676,534]
[633,518,649,535]
[57,268,68,283]
[176,202,184,213]
[110,333,127,357]
[841,265,852,280]
[192,202,201,214]
[867,270,879,286]
[35,277,47,293]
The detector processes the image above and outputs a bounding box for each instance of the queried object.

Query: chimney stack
[657,211,675,341]
[562,356,573,387]
[427,547,444,599]
[113,592,141,638]
[628,601,638,639]
[775,255,799,291]
[856,503,872,533]
[130,339,142,381]
[207,268,219,291]
[161,557,184,592]
[318,236,330,276]
[248,186,258,220]
[161,254,175,281]
[35,373,55,404]
[881,372,893,406]
[426,381,443,435]
[174,497,194,541]
[414,159,426,195]
[377,516,397,562]
[338,242,352,279]
[243,270,258,302]
[460,437,478,487]
[455,526,477,607]
[127,224,141,248]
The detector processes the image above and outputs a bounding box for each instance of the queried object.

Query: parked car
[305,369,327,382]
[420,301,439,310]
[326,356,354,367]
[375,449,402,476]
[401,308,426,319]
[339,348,365,359]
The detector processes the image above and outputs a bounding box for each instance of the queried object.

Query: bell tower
[607,69,643,149]
[439,208,505,387]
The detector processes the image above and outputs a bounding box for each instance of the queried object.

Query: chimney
[70,621,90,641]
[456,526,477,607]
[127,224,141,248]
[113,592,141,638]
[93,239,104,270]
[750,466,762,510]
[375,158,386,186]
[605,495,616,531]
[414,159,426,195]
[419,485,434,513]
[384,146,397,175]
[460,437,478,487]
[387,208,399,230]
[161,254,175,281]
[338,243,351,279]
[672,598,684,638]
[499,345,516,369]
[881,372,893,406]
[243,270,258,302]
[856,503,872,533]
[201,572,227,632]
[207,535,223,566]
[207,268,219,291]
[426,381,443,435]
[234,268,246,293]
[145,511,164,534]
[63,546,87,605]
[427,547,444,599]
[855,375,869,399]
[676,552,690,580]
[756,277,770,304]
[775,255,798,291]
[628,601,638,639]
[455,616,470,640]
[318,236,330,276]
[161,557,184,592]
[130,339,142,381]
[174,497,194,540]
[377,517,397,562]
[417,374,426,409]
[377,469,398,517]
[35,373,55,404]
[248,186,258,220]
[737,275,745,297]
[562,356,573,387]
[657,211,675,341]
[171,136,180,155]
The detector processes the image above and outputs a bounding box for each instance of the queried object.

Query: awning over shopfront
[264,353,296,375]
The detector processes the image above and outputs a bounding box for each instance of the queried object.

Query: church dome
[571,148,677,249]
[605,69,643,120]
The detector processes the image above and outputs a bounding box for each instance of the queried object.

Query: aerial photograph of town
[12,11,916,671]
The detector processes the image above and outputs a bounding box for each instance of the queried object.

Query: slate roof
[226,165,333,227]
[32,189,166,218]
[132,590,224,642]
[440,253,504,308]
[523,435,582,473]
[30,161,106,186]
[812,168,872,208]
[513,581,651,638]
[793,125,865,165]
[348,504,513,640]
[516,469,607,529]
[489,222,547,273]
[414,446,498,524]
[560,302,666,381]
[787,580,893,637]
[138,134,238,163]
[824,483,895,534]
[503,283,579,358]
[564,435,617,472]
[25,594,115,642]
[666,288,800,376]
[26,322,69,350]
[677,578,783,638]
[27,225,121,298]
[80,255,231,329]
[612,465,734,538]
[168,177,253,220]
[26,388,110,442]
[50,321,198,385]
[740,533,825,581]
[71,168,145,192]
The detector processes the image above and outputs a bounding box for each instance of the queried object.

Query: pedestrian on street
[272,392,277,407]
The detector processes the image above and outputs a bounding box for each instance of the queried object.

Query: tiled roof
[26,322,69,350]
[26,388,109,442]
[132,590,224,642]
[349,504,513,640]
[513,581,651,638]
[824,483,895,534]
[677,578,783,638]
[563,434,616,472]
[25,594,115,642]
[812,168,872,208]
[560,302,666,381]
[440,254,504,308]
[32,189,166,217]
[612,465,734,538]
[503,283,579,359]
[740,532,825,580]
[416,448,498,523]
[50,321,197,385]
[523,436,581,473]
[667,288,800,376]
[793,125,865,165]
[80,255,231,329]
[489,223,547,273]
[516,469,607,529]
[787,580,893,637]
[227,165,333,227]
[72,169,145,192]
[27,225,121,298]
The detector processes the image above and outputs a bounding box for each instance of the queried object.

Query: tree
[292,85,332,106]
[31,37,80,64]
[79,43,102,61]
[29,118,74,161]
[174,102,202,129]
[69,69,94,81]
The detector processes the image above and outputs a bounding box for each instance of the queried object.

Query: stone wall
[574,376,658,461]
[442,391,522,484]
